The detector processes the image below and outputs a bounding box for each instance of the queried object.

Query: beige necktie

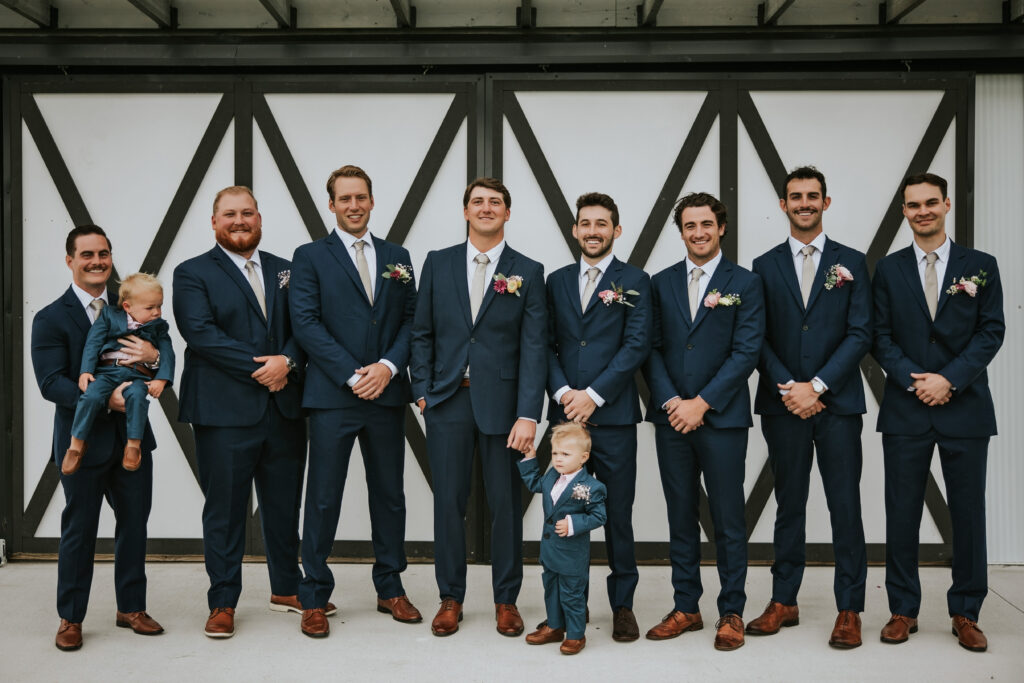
[470,253,490,321]
[354,239,373,302]
[925,252,939,320]
[688,267,704,320]
[89,298,105,323]
[244,260,267,318]
[581,266,600,312]
[800,245,816,307]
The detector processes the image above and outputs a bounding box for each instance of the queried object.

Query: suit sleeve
[172,262,264,381]
[516,457,545,494]
[78,310,110,375]
[589,272,652,402]
[409,252,437,401]
[752,257,795,385]
[31,311,81,408]
[815,252,872,389]
[872,261,924,388]
[698,273,765,411]
[643,277,682,408]
[568,482,607,534]
[545,273,571,398]
[516,262,548,422]
[940,256,1005,392]
[380,247,417,373]
[154,329,176,384]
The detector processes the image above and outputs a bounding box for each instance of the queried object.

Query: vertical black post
[719,85,739,262]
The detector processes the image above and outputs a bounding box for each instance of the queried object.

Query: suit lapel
[935,242,967,319]
[451,246,474,327]
[541,469,558,517]
[804,239,839,314]
[772,243,804,312]
[63,287,92,335]
[667,262,692,330]
[583,258,622,316]
[325,230,372,306]
[691,259,735,331]
[894,247,931,320]
[260,251,278,326]
[474,246,514,326]
[562,265,583,318]
[210,247,267,322]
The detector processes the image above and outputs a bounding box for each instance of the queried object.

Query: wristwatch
[285,355,296,371]
[811,378,826,394]
[145,351,161,370]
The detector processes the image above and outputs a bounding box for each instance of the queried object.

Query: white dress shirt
[466,239,505,294]
[912,234,951,297]
[550,468,582,537]
[71,283,109,323]
[788,231,827,289]
[218,243,263,284]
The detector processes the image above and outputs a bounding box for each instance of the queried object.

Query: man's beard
[215,226,262,254]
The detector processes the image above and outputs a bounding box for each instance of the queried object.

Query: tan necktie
[800,245,816,307]
[688,267,704,321]
[354,239,373,302]
[244,260,267,319]
[89,298,105,324]
[925,252,939,320]
[470,253,490,321]
[581,266,600,312]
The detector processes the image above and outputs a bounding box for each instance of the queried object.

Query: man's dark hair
[65,224,112,257]
[900,172,948,201]
[575,192,619,228]
[463,177,511,209]
[782,165,827,200]
[672,192,728,238]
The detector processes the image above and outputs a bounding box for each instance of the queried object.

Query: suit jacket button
[543,532,551,539]
[802,325,809,331]
[580,341,587,347]
[686,343,694,350]
[929,337,936,343]
[372,320,377,325]
[470,337,476,343]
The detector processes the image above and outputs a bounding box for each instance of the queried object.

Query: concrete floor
[1,562,1022,682]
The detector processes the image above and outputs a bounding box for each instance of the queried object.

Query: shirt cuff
[346,372,362,387]
[565,515,574,537]
[517,417,538,424]
[779,379,795,396]
[379,359,398,377]
[585,387,606,407]
[813,376,829,391]
[553,385,570,404]
[661,395,681,411]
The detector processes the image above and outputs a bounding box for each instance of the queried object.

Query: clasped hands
[351,362,392,400]
[252,355,291,392]
[910,372,952,406]
[665,395,710,434]
[778,382,825,420]
[560,389,596,424]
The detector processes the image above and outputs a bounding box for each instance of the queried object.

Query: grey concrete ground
[1,562,1022,682]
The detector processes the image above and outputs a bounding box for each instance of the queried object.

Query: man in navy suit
[31,225,164,651]
[642,192,764,651]
[410,177,546,638]
[873,172,1004,652]
[290,165,421,638]
[173,186,308,639]
[545,192,651,641]
[748,166,870,648]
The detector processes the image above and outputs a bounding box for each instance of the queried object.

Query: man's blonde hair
[212,185,258,215]
[550,422,591,453]
[118,272,163,307]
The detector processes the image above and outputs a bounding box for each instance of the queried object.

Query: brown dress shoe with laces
[61,444,87,475]
[645,610,703,640]
[828,610,862,649]
[526,624,565,644]
[952,615,987,652]
[56,619,83,651]
[301,608,329,638]
[612,607,640,642]
[714,614,745,651]
[880,614,917,644]
[431,598,463,636]
[122,445,141,471]
[495,603,524,637]
[115,611,164,635]
[377,595,423,623]
[269,594,337,616]
[204,607,235,638]
[746,601,799,635]
[560,636,586,655]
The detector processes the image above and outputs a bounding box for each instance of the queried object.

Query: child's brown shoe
[61,443,87,475]
[123,445,141,471]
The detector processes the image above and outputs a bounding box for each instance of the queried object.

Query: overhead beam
[389,0,415,28]
[258,0,295,28]
[881,0,929,25]
[0,0,54,28]
[637,0,665,27]
[125,0,176,29]
[1006,0,1024,23]
[759,0,797,26]
[516,0,535,29]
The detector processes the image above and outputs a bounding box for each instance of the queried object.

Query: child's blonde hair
[550,422,591,453]
[118,272,163,308]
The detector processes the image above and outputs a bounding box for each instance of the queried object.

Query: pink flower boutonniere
[277,270,290,289]
[704,289,741,309]
[597,282,639,308]
[824,264,854,290]
[946,270,987,297]
[571,482,591,502]
[493,273,523,296]
[382,263,413,284]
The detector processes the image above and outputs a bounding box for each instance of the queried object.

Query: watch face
[812,380,824,393]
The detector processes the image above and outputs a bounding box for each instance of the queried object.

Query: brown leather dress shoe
[301,608,329,638]
[122,445,141,471]
[55,619,82,651]
[431,598,463,637]
[714,614,745,651]
[746,601,799,635]
[952,615,987,652]
[560,636,586,655]
[115,611,164,635]
[204,607,235,638]
[880,614,917,644]
[526,624,565,645]
[495,603,524,637]
[377,595,423,623]
[269,594,338,616]
[61,444,86,475]
[612,607,640,642]
[828,610,862,649]
[645,610,703,640]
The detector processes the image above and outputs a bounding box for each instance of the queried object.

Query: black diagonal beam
[737,89,788,198]
[405,407,432,490]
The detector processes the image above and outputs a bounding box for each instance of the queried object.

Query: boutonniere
[382,263,413,284]
[277,270,290,289]
[493,273,523,296]
[704,289,741,309]
[571,482,591,502]
[823,264,854,290]
[597,282,639,307]
[946,270,987,297]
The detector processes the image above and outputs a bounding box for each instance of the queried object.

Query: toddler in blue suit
[519,423,607,654]
[64,272,175,475]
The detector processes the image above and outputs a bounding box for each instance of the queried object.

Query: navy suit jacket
[80,306,176,384]
[872,242,1004,438]
[290,232,415,409]
[173,246,304,427]
[546,257,651,426]
[518,458,607,576]
[31,287,157,466]
[753,238,871,416]
[643,257,764,429]
[410,242,546,435]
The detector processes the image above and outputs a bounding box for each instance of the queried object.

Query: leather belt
[460,378,471,387]
[99,358,156,380]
